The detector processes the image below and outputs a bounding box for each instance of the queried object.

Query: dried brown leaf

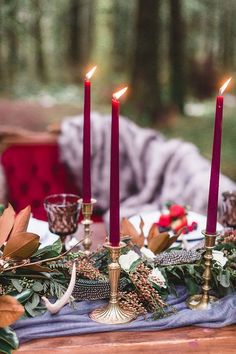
[0,203,15,247]
[0,295,24,327]
[9,205,31,239]
[139,217,145,240]
[147,222,159,244]
[120,218,144,247]
[148,232,170,254]
[3,232,40,259]
[166,228,185,249]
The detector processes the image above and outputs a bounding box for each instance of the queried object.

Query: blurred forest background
[0,0,236,180]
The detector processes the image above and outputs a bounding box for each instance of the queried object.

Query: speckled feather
[154,249,204,266]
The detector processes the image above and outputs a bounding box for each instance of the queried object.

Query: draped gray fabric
[58,113,235,219]
[13,287,236,344]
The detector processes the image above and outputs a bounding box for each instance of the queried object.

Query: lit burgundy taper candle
[206,78,231,234]
[82,66,97,203]
[109,87,128,247]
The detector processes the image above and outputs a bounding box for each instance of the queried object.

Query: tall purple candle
[82,66,96,203]
[109,87,128,247]
[206,78,231,234]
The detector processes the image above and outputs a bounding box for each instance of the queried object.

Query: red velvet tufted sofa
[0,127,103,222]
[1,143,79,220]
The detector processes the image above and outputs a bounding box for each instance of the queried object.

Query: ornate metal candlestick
[90,241,136,324]
[81,198,96,256]
[187,231,219,310]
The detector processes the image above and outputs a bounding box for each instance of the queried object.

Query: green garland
[1,236,236,353]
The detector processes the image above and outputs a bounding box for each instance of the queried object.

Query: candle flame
[85,66,97,80]
[219,77,231,95]
[113,87,128,100]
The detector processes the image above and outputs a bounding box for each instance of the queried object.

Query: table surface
[14,222,236,354]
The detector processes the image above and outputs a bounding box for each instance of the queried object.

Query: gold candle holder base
[187,231,219,310]
[80,198,96,256]
[187,294,218,310]
[90,242,136,324]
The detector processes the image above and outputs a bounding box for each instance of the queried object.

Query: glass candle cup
[221,191,236,229]
[44,194,81,243]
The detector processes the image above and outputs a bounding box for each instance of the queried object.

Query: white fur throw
[58,113,236,219]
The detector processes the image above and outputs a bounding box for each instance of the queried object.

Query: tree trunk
[130,0,161,125]
[32,0,47,82]
[169,0,185,114]
[5,0,18,88]
[219,0,234,71]
[112,0,135,73]
[67,0,94,82]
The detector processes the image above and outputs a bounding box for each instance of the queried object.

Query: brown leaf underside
[3,232,40,259]
[0,295,24,327]
[121,218,183,254]
[0,203,15,247]
[8,205,31,240]
[120,217,144,247]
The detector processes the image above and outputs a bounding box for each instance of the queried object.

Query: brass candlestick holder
[90,241,137,324]
[187,231,219,310]
[80,198,96,256]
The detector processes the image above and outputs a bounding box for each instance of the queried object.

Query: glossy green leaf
[218,269,231,288]
[14,289,33,304]
[0,327,19,354]
[32,282,44,292]
[33,238,62,259]
[11,279,23,293]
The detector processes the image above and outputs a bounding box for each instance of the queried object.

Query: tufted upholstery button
[42,181,51,194]
[52,164,59,176]
[31,165,38,174]
[32,199,41,209]
[7,165,15,174]
[20,182,29,194]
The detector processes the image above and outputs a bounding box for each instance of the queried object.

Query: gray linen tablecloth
[13,287,236,344]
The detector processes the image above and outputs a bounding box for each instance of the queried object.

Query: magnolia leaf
[0,204,15,248]
[8,205,31,240]
[147,222,158,244]
[30,293,40,308]
[33,238,62,259]
[166,234,180,249]
[148,231,170,254]
[0,327,19,353]
[147,223,170,253]
[3,232,40,259]
[15,289,33,304]
[147,224,184,254]
[24,301,39,317]
[166,228,184,249]
[0,295,24,327]
[120,217,144,247]
[139,217,145,240]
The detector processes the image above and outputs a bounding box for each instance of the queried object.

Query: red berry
[169,204,186,218]
[158,214,171,228]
